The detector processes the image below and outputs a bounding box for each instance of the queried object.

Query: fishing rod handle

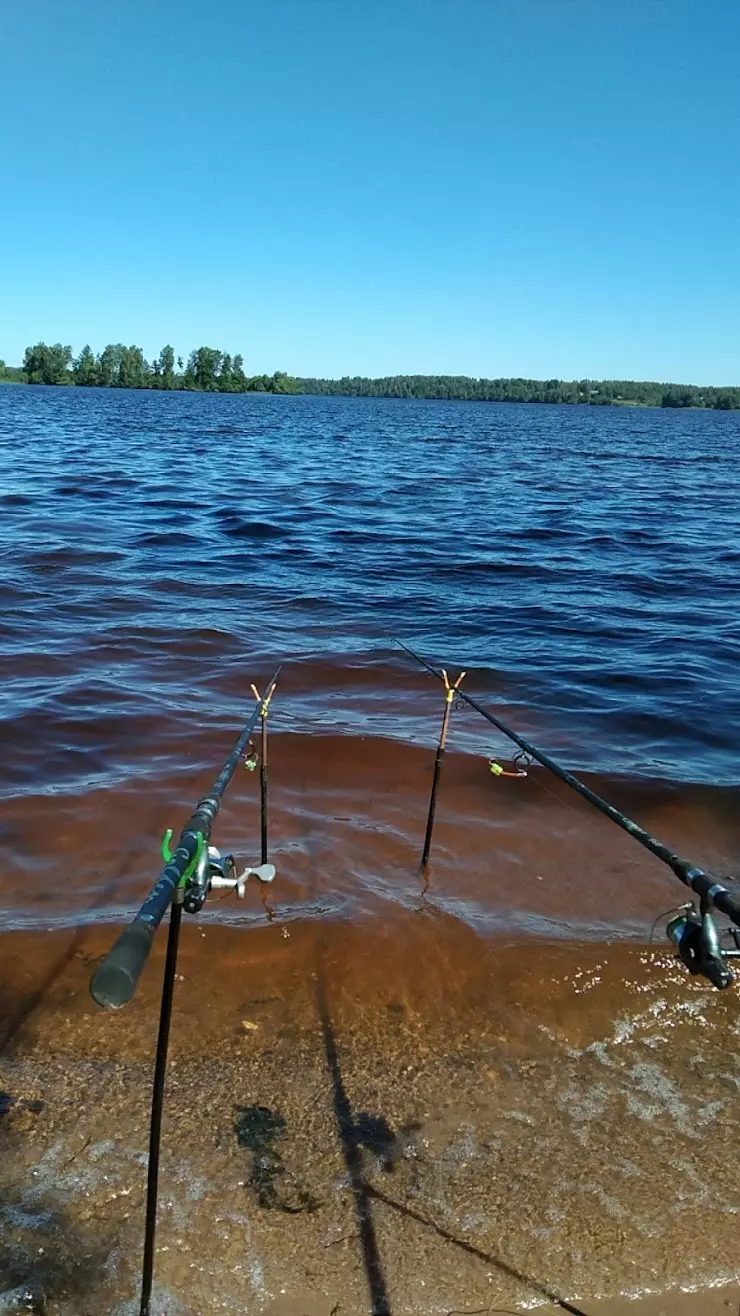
[89,917,159,1010]
[89,828,205,1009]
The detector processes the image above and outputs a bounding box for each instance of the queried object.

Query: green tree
[231,354,247,392]
[97,344,125,387]
[661,388,694,408]
[158,344,175,389]
[185,346,223,390]
[23,342,72,385]
[220,353,233,391]
[73,345,98,387]
[118,345,150,388]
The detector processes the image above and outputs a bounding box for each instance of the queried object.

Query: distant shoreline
[2,369,739,410]
[0,377,669,408]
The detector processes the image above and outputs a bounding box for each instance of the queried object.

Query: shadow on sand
[315,944,589,1316]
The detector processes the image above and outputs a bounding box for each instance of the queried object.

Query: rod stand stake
[251,676,278,866]
[421,668,465,870]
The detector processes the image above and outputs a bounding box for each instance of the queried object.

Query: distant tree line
[297,374,740,409]
[2,351,739,408]
[0,343,296,393]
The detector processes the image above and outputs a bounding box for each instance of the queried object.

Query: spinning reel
[666,897,740,990]
[182,844,275,914]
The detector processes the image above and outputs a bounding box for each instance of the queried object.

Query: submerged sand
[1,917,740,1315]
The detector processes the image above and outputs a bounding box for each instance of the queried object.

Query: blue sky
[2,0,738,382]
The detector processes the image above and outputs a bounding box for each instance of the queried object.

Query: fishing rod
[395,639,740,991]
[90,668,281,1316]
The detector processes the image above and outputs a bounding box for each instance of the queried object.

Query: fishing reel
[665,899,740,990]
[183,845,276,914]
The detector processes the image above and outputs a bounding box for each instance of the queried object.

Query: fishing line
[649,904,694,945]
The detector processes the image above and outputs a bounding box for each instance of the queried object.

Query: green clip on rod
[395,639,740,990]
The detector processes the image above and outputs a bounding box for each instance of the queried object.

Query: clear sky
[2,0,738,382]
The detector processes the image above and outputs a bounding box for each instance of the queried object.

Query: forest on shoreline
[300,374,740,409]
[1,343,739,408]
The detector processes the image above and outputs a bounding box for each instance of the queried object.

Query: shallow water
[0,385,738,935]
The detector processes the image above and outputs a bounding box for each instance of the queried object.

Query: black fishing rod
[90,669,280,1316]
[395,639,740,990]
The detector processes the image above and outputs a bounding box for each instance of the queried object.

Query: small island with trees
[0,343,297,394]
[0,341,738,409]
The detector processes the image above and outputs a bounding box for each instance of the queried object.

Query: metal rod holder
[421,668,465,869]
[251,677,278,866]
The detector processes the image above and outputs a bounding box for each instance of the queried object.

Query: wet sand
[2,918,740,1314]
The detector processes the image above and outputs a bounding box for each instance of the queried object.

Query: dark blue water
[1,383,737,788]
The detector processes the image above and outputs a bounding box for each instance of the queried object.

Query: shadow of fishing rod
[316,948,393,1316]
[314,961,583,1316]
[366,1185,591,1316]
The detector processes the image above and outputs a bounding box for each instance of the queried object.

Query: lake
[0,384,737,933]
